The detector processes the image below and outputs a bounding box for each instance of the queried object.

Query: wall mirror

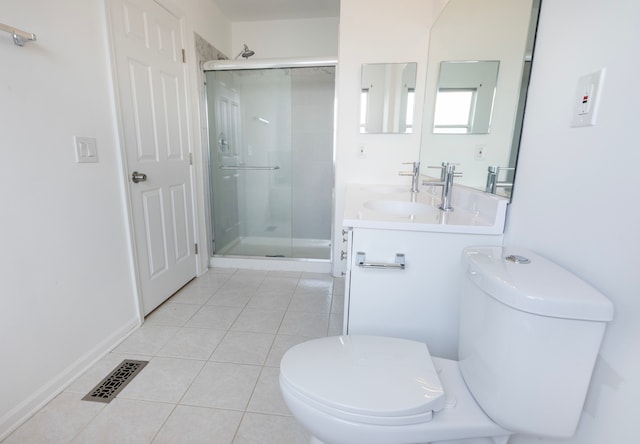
[419,0,541,198]
[360,62,417,134]
[433,60,499,134]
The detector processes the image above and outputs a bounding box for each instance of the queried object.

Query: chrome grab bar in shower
[219,165,280,171]
[0,22,37,46]
[356,252,406,270]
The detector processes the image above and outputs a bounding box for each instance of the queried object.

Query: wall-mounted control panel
[571,69,605,127]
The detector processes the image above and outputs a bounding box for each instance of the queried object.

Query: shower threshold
[210,255,331,273]
[211,237,332,273]
[216,236,330,259]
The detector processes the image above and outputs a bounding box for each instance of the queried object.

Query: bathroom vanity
[342,183,508,359]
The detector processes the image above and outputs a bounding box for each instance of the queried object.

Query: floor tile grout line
[65,398,107,444]
[8,269,340,444]
[171,302,240,407]
[148,402,180,444]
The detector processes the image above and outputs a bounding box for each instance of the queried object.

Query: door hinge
[182,48,186,63]
[195,243,198,254]
[189,152,193,165]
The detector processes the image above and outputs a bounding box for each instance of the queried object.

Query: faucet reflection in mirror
[419,0,541,198]
[485,166,514,195]
[399,161,421,193]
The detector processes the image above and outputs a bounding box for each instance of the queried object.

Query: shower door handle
[219,165,280,171]
[131,171,147,183]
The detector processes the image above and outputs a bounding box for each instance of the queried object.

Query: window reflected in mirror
[433,89,476,133]
[432,61,499,134]
[360,62,417,134]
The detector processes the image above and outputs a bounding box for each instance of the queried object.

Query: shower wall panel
[291,67,335,241]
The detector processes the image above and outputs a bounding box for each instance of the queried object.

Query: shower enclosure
[204,58,336,265]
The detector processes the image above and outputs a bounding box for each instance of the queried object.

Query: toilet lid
[280,335,444,424]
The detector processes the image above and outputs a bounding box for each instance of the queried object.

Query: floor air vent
[82,359,148,403]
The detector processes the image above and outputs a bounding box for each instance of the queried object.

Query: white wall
[332,0,442,274]
[231,17,339,59]
[0,0,232,438]
[0,0,139,438]
[504,0,640,442]
[180,0,231,56]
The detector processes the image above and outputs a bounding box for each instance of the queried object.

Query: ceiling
[213,0,340,22]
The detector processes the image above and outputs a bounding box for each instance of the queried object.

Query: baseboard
[0,316,141,441]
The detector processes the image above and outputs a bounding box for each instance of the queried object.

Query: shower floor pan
[216,236,330,260]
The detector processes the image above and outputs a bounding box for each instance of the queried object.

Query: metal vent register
[82,360,148,403]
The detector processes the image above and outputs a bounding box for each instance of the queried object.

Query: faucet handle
[427,162,459,169]
[401,161,420,170]
[488,166,515,174]
[442,163,463,178]
[399,161,420,176]
[427,162,461,180]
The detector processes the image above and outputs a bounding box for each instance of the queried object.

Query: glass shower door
[207,68,294,258]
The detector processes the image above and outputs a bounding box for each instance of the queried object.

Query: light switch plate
[571,68,605,127]
[74,136,98,163]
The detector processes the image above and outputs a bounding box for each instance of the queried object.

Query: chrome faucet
[399,161,420,193]
[423,162,462,212]
[485,166,514,194]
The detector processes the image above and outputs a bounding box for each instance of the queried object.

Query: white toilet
[279,246,613,444]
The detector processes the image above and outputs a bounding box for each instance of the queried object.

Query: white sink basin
[363,199,435,216]
[344,183,509,234]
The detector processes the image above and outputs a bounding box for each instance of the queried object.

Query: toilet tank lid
[463,246,614,321]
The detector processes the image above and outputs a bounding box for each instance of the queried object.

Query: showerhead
[235,44,255,59]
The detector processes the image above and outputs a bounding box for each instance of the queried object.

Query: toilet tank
[458,246,613,438]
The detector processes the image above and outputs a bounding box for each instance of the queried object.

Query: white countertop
[342,181,508,235]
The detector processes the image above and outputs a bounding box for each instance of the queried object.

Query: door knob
[131,171,147,183]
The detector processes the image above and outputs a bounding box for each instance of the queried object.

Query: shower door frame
[203,57,338,265]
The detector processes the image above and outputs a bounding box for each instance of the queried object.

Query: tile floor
[4,268,344,444]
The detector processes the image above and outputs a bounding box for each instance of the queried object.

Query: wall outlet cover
[571,68,605,127]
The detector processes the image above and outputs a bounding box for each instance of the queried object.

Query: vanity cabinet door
[346,228,502,359]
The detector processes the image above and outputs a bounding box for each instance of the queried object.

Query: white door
[109,0,196,315]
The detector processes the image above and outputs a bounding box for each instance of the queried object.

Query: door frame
[103,0,200,321]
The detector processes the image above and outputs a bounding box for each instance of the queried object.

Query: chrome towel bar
[1,22,36,46]
[356,252,405,270]
[219,165,280,171]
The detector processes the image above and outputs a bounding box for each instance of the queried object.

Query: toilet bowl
[279,246,614,444]
[280,335,510,444]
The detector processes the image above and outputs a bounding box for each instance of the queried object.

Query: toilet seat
[280,335,445,426]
